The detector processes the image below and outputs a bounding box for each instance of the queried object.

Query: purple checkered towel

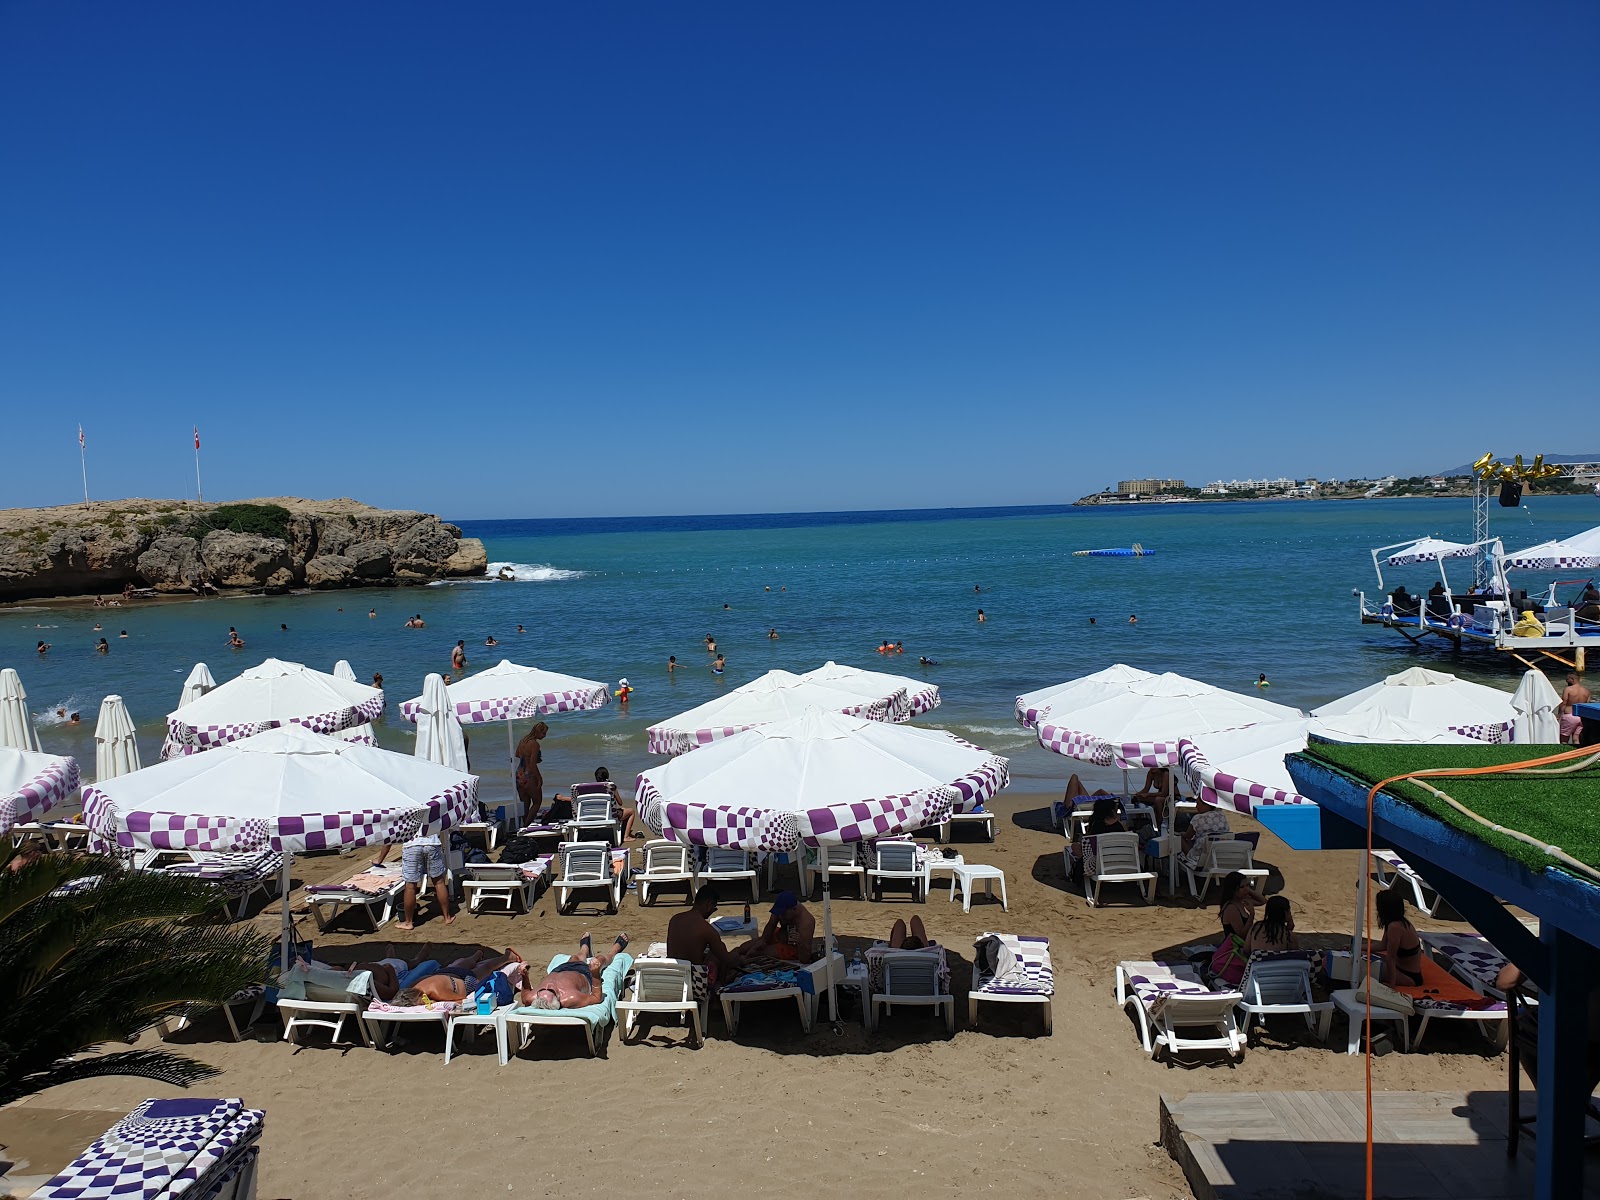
[973,934,1053,996]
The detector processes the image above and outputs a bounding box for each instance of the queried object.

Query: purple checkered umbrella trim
[656,800,800,853]
[0,753,80,835]
[1175,738,1311,816]
[82,775,479,855]
[648,694,899,757]
[944,750,1010,814]
[902,682,941,717]
[161,692,386,760]
[397,684,611,724]
[1035,723,1115,764]
[1448,721,1510,744]
[799,789,955,845]
[32,1097,262,1200]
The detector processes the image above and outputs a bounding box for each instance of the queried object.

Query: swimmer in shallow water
[711,654,726,676]
[919,656,938,666]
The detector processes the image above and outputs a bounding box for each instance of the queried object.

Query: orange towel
[1395,954,1497,1010]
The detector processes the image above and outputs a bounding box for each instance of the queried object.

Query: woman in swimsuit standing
[514,721,548,815]
[1372,889,1426,986]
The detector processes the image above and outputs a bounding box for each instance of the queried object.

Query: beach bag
[1353,970,1415,1016]
[1208,935,1249,987]
[498,837,541,864]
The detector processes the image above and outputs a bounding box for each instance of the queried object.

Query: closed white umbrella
[0,747,81,835]
[1511,669,1562,744]
[162,658,384,758]
[647,669,899,755]
[397,659,611,820]
[1,668,43,752]
[1014,664,1159,728]
[179,663,217,708]
[329,661,377,744]
[94,694,142,781]
[798,661,937,721]
[332,660,358,682]
[1312,667,1516,742]
[637,708,1008,1022]
[83,725,477,968]
[413,673,468,772]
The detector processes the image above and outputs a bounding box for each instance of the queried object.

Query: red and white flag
[78,424,85,449]
[194,426,200,450]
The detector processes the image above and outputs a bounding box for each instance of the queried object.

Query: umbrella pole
[279,852,294,974]
[821,870,838,1023]
[506,721,518,825]
[1352,855,1368,982]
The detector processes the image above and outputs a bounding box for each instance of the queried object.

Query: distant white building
[1428,476,1449,489]
[1201,481,1229,496]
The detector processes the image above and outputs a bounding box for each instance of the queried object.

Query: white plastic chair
[461,862,536,915]
[1080,832,1156,907]
[1182,838,1269,901]
[701,847,759,903]
[809,843,867,900]
[867,950,953,1035]
[636,840,697,906]
[553,841,621,915]
[617,958,706,1047]
[1235,954,1333,1042]
[868,840,924,902]
[565,793,621,845]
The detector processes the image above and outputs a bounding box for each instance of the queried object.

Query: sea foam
[483,562,587,583]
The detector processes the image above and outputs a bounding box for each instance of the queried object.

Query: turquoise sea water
[5,496,1594,798]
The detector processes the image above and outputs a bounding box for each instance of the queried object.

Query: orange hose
[1361,741,1596,1199]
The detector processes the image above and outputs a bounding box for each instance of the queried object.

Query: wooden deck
[1161,1090,1600,1199]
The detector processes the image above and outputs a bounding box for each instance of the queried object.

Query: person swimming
[711,654,725,675]
[918,656,938,666]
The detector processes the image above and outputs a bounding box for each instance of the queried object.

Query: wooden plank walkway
[1160,1090,1600,1199]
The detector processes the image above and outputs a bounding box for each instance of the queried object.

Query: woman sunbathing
[522,933,630,1010]
[391,948,525,1005]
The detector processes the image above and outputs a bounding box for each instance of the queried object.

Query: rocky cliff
[0,497,487,602]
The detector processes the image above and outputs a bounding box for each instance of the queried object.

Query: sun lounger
[866,947,954,1035]
[1372,849,1442,915]
[31,1097,265,1200]
[938,808,996,842]
[274,963,374,1047]
[1115,960,1245,1062]
[719,953,842,1036]
[617,956,707,1047]
[304,863,406,932]
[1079,831,1156,906]
[1234,951,1333,1043]
[867,839,926,902]
[1396,953,1508,1050]
[564,791,622,845]
[635,840,697,905]
[700,846,760,902]
[497,951,634,1060]
[969,933,1053,1033]
[806,842,867,899]
[152,850,283,919]
[461,855,552,915]
[1420,931,1523,1001]
[1181,839,1268,902]
[159,985,269,1043]
[552,841,628,915]
[363,997,475,1054]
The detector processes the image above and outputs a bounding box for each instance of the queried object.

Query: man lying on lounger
[521,932,631,1009]
[388,948,526,1006]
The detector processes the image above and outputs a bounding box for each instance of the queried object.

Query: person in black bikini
[523,933,630,1009]
[1373,890,1425,985]
[1208,871,1267,986]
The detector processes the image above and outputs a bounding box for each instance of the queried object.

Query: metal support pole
[1533,928,1596,1199]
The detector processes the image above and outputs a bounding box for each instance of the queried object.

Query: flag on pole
[79,425,85,449]
[194,426,200,450]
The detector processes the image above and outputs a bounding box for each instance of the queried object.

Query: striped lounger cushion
[1421,933,1510,995]
[974,935,1053,995]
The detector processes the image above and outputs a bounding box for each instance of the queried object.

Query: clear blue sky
[2,3,1596,518]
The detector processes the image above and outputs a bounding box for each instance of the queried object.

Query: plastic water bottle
[743,902,751,926]
[852,947,864,971]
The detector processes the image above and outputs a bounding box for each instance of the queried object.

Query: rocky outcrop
[0,497,487,601]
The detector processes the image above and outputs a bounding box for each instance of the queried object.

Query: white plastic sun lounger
[552,842,627,915]
[305,865,406,932]
[159,985,269,1043]
[635,840,697,906]
[362,1000,467,1054]
[938,809,996,842]
[1182,839,1268,902]
[498,952,634,1060]
[1079,832,1156,906]
[700,847,760,903]
[720,954,842,1036]
[806,842,867,900]
[867,839,925,902]
[461,858,550,915]
[1373,849,1442,915]
[617,957,707,1047]
[969,933,1053,1033]
[1115,960,1245,1062]
[867,949,954,1035]
[1234,952,1333,1043]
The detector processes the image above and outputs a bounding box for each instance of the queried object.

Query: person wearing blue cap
[754,890,817,963]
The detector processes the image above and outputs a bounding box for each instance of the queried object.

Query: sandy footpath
[1,792,1510,1199]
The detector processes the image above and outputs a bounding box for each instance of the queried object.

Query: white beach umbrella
[1035,672,1302,768]
[1384,537,1476,567]
[1312,667,1516,742]
[328,661,378,744]
[83,725,477,967]
[413,673,468,773]
[162,657,384,759]
[637,708,1008,1023]
[94,694,142,782]
[1,668,43,752]
[798,661,938,720]
[397,659,610,818]
[1511,669,1562,745]
[1014,664,1158,728]
[1502,524,1600,572]
[179,663,217,708]
[647,669,901,755]
[0,747,81,835]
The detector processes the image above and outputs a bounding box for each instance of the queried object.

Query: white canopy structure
[83,726,478,966]
[1511,669,1563,745]
[1311,667,1515,742]
[1,668,42,752]
[646,669,900,756]
[1384,537,1476,567]
[94,695,142,782]
[1034,672,1302,768]
[1501,524,1600,572]
[798,661,938,720]
[1014,664,1158,728]
[412,673,468,773]
[179,663,217,708]
[0,747,81,835]
[161,658,384,759]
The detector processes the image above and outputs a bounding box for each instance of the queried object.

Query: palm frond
[0,1049,220,1108]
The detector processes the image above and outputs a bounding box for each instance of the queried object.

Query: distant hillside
[1433,453,1600,478]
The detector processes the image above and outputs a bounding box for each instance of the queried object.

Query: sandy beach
[0,791,1512,1200]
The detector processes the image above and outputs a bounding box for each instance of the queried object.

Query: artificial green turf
[1301,740,1600,874]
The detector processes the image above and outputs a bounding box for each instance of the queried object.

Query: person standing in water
[977,609,986,623]
[451,640,468,673]
[711,654,726,676]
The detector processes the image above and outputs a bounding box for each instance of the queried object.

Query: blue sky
[2,3,1596,519]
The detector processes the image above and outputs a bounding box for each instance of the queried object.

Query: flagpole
[78,425,89,509]
[193,426,203,502]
